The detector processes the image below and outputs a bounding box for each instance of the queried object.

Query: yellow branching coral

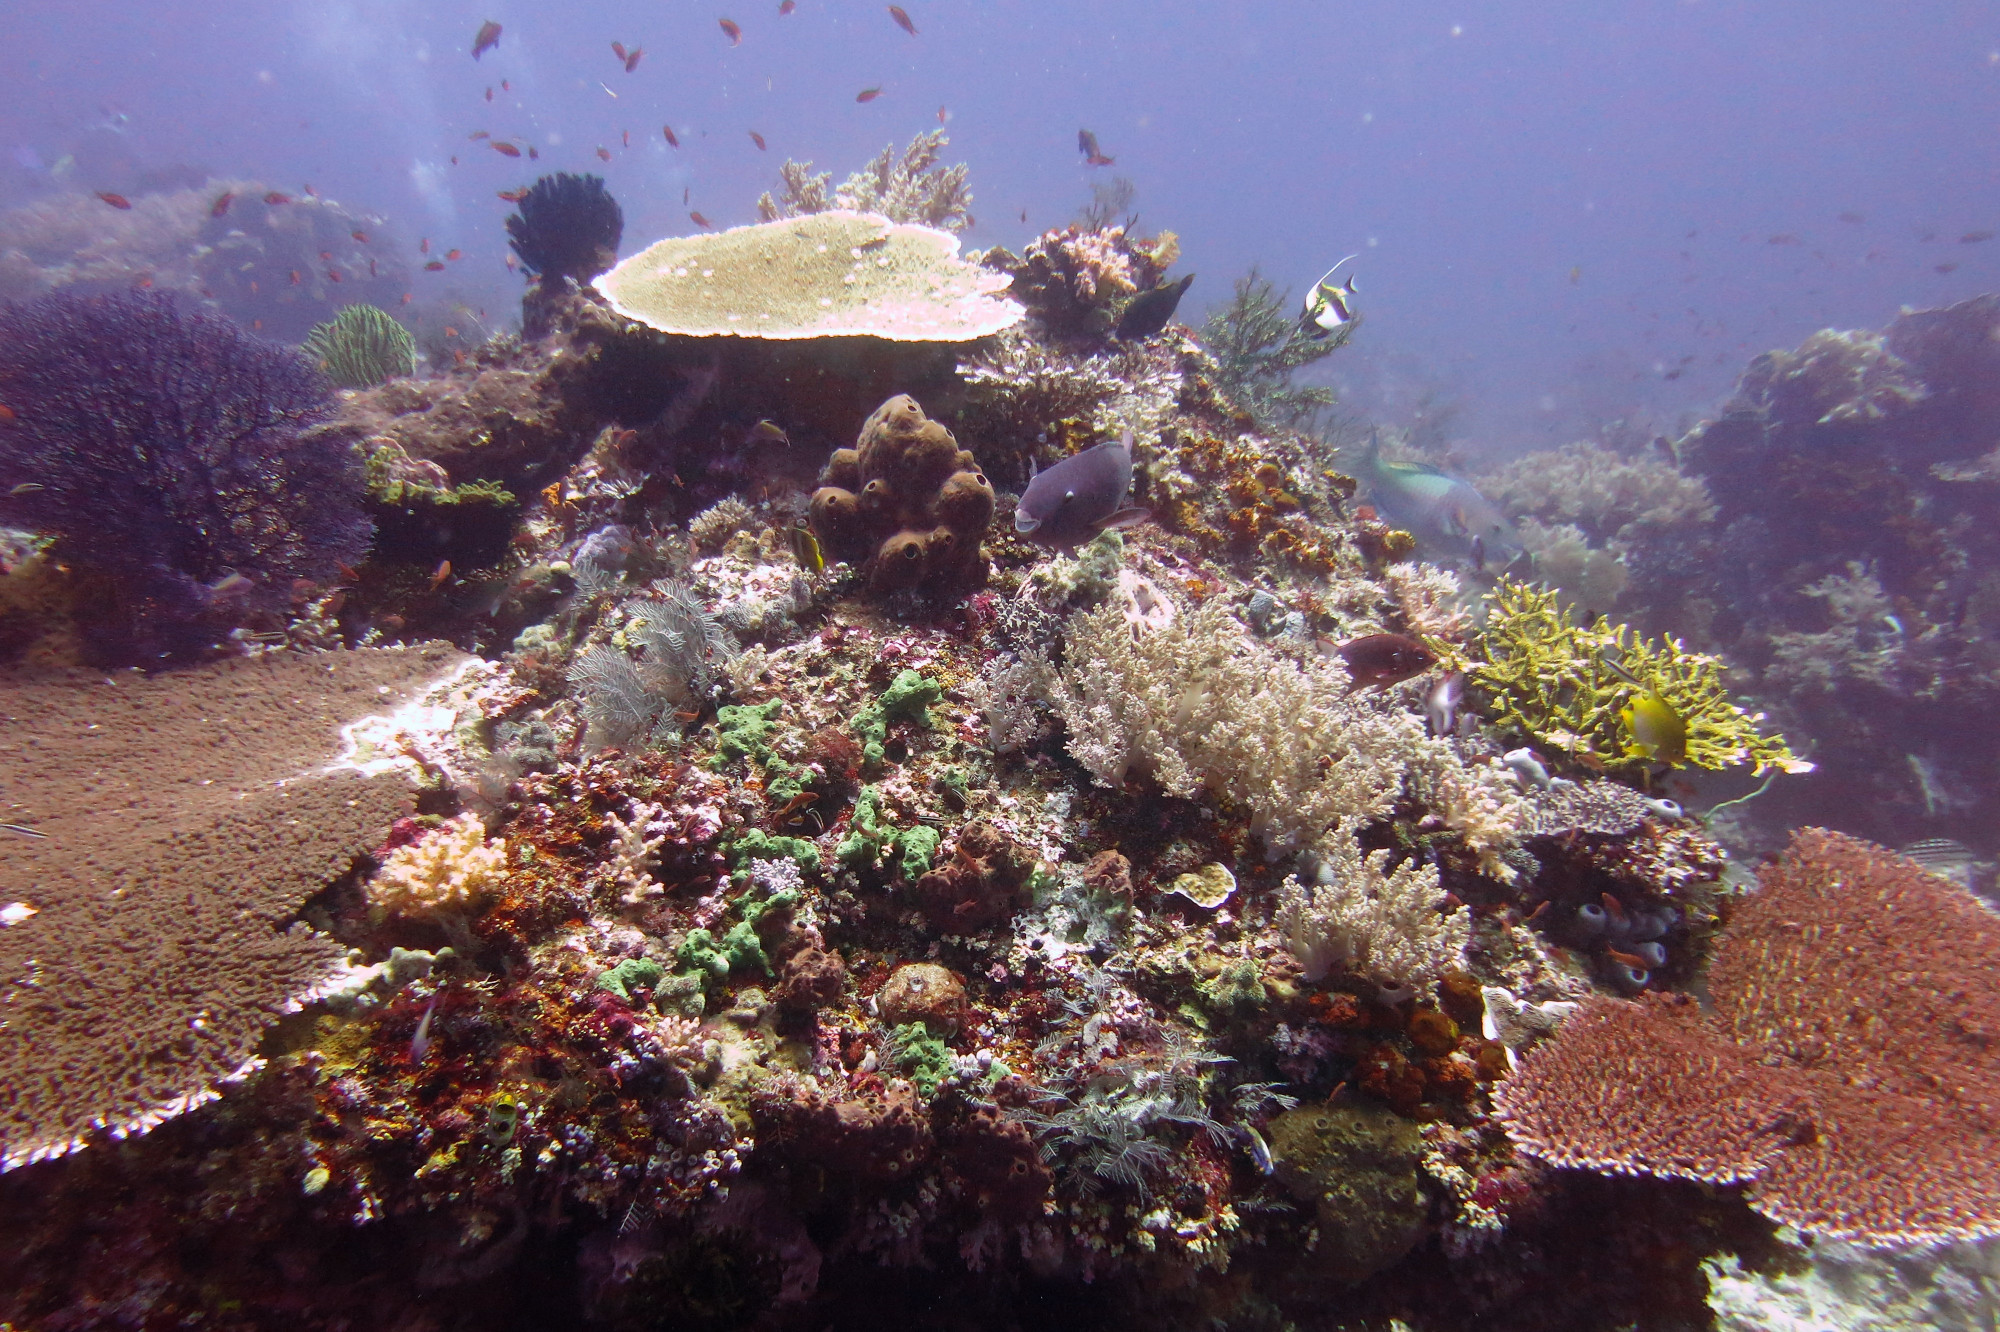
[1473,578,1810,775]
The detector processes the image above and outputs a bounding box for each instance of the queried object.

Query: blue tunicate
[1614,963,1649,989]
[1628,909,1671,942]
[1631,941,1668,968]
[1576,903,1608,934]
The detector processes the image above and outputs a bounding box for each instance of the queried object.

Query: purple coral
[0,289,370,662]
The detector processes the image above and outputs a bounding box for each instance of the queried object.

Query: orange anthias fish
[97,192,132,209]
[528,146,539,159]
[624,48,643,72]
[211,191,235,216]
[748,130,767,150]
[429,559,452,590]
[265,191,292,205]
[621,129,629,147]
[856,87,882,102]
[779,0,794,12]
[420,237,430,253]
[937,105,948,124]
[1078,128,1114,167]
[469,130,490,140]
[492,141,522,157]
[472,19,502,59]
[612,40,628,60]
[351,229,369,242]
[719,17,742,43]
[498,188,528,202]
[888,5,917,35]
[326,269,342,282]
[690,211,711,228]
[662,124,680,147]
[502,79,510,91]
[485,86,493,102]
[425,260,445,271]
[446,249,462,260]
[596,146,612,161]
[289,270,302,285]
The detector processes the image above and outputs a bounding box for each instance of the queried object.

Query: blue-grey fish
[1015,431,1149,547]
[1356,431,1518,556]
[1301,256,1360,337]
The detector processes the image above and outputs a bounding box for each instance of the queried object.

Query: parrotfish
[1330,633,1437,690]
[1355,431,1518,558]
[471,20,502,59]
[1015,431,1149,547]
[1115,274,1195,340]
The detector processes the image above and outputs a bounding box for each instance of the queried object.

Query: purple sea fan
[0,289,370,662]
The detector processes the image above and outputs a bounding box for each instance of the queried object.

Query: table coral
[596,210,1020,341]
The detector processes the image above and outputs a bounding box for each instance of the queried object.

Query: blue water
[6,0,1995,452]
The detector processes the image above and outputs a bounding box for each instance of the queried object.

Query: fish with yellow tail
[1301,255,1360,338]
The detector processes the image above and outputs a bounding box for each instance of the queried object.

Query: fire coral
[0,290,371,663]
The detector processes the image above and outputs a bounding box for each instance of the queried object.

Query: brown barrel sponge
[934,469,995,532]
[808,393,992,598]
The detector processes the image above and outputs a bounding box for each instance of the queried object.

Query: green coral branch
[1473,578,1811,775]
[1198,267,1350,431]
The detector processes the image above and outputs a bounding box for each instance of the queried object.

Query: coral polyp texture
[757,128,974,232]
[809,393,994,595]
[0,289,371,662]
[1496,828,2000,1244]
[0,645,464,1172]
[594,210,1022,341]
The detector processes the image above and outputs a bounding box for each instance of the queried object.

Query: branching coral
[302,303,418,388]
[1275,822,1470,994]
[757,129,973,232]
[0,289,371,662]
[1197,266,1349,430]
[1473,578,1809,774]
[1482,440,1715,545]
[367,814,509,915]
[1054,596,1416,859]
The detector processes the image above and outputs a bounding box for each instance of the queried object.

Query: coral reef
[596,210,1020,341]
[809,393,993,597]
[1497,829,2000,1244]
[301,302,417,388]
[0,179,410,343]
[0,289,371,662]
[980,223,1181,343]
[757,129,973,232]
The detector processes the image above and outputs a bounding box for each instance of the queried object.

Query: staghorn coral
[1496,829,2000,1244]
[809,394,993,597]
[1474,577,1808,774]
[365,814,508,916]
[595,211,1020,341]
[0,289,371,663]
[0,644,462,1172]
[1197,266,1350,430]
[300,302,417,388]
[1054,594,1415,859]
[1275,821,1470,994]
[758,129,972,232]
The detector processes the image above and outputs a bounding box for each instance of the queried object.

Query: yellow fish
[1621,689,1687,766]
[788,523,824,573]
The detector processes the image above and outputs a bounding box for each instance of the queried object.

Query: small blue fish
[1015,431,1149,547]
